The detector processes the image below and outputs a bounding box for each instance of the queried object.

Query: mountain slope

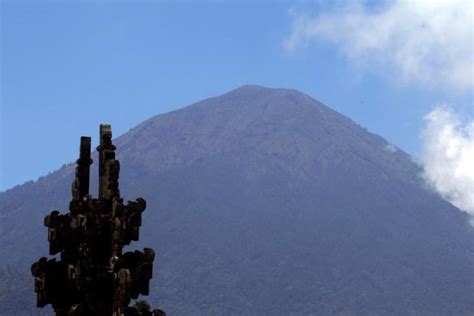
[1,85,473,315]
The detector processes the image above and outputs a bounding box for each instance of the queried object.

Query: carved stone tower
[31,125,164,316]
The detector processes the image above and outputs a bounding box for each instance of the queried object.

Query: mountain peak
[226,84,307,98]
[176,84,326,119]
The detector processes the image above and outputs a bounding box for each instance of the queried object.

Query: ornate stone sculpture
[31,125,164,316]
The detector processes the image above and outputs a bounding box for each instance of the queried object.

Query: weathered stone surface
[31,125,162,315]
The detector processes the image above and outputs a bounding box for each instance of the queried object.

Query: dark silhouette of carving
[31,125,165,316]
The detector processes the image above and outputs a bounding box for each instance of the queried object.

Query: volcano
[1,85,473,315]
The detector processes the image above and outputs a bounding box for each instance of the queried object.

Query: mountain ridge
[0,85,408,194]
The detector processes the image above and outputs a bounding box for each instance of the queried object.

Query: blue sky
[1,0,472,192]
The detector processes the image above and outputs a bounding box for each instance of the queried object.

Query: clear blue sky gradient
[1,1,472,191]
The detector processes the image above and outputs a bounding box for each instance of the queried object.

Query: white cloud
[284,0,474,92]
[421,107,474,219]
[284,1,474,222]
[384,143,398,153]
